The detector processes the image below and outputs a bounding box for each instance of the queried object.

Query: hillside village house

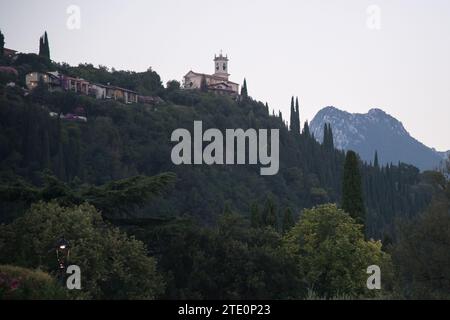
[183,52,239,96]
[25,71,61,91]
[25,71,140,104]
[2,48,17,58]
[60,74,90,95]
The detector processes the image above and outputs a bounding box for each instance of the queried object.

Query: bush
[0,265,68,300]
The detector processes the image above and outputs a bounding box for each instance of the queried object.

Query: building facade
[183,53,239,96]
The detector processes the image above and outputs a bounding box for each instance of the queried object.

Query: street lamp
[55,237,70,275]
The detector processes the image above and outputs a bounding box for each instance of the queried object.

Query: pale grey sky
[1,0,449,150]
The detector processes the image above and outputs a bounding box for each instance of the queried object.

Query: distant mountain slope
[310,106,446,171]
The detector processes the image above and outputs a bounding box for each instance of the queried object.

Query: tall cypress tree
[44,31,50,60]
[302,120,310,137]
[342,150,366,224]
[39,36,44,57]
[374,151,379,169]
[290,96,300,135]
[290,97,295,131]
[328,123,334,149]
[241,78,248,97]
[323,123,329,147]
[38,31,50,60]
[0,29,4,57]
[295,97,301,132]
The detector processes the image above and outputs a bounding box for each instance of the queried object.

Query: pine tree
[265,102,269,115]
[0,29,4,57]
[241,78,248,97]
[342,150,366,225]
[282,207,295,233]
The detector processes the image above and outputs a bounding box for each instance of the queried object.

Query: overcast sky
[1,0,449,150]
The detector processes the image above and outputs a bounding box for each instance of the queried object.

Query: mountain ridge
[310,106,446,171]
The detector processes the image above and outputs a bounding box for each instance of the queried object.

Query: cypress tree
[302,120,310,137]
[342,150,366,224]
[290,96,300,135]
[295,97,301,132]
[265,102,269,115]
[323,123,329,147]
[374,151,379,169]
[241,78,248,97]
[44,31,50,60]
[0,29,4,57]
[328,123,334,149]
[290,97,295,131]
[39,36,44,57]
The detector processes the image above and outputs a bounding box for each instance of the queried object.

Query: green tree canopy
[283,204,392,298]
[0,202,165,299]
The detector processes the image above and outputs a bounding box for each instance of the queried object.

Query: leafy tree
[393,165,450,299]
[0,202,165,299]
[342,150,366,224]
[283,204,392,298]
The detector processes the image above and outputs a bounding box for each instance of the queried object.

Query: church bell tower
[214,51,229,80]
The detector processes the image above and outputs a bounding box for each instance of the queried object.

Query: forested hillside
[0,58,433,239]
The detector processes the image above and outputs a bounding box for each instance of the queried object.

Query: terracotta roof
[185,70,239,85]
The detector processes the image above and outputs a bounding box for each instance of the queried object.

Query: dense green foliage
[0,202,165,299]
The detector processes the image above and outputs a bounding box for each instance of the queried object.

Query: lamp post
[55,237,70,283]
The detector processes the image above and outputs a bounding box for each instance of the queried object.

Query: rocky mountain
[310,106,447,171]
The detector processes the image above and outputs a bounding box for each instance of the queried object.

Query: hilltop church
[183,52,240,96]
